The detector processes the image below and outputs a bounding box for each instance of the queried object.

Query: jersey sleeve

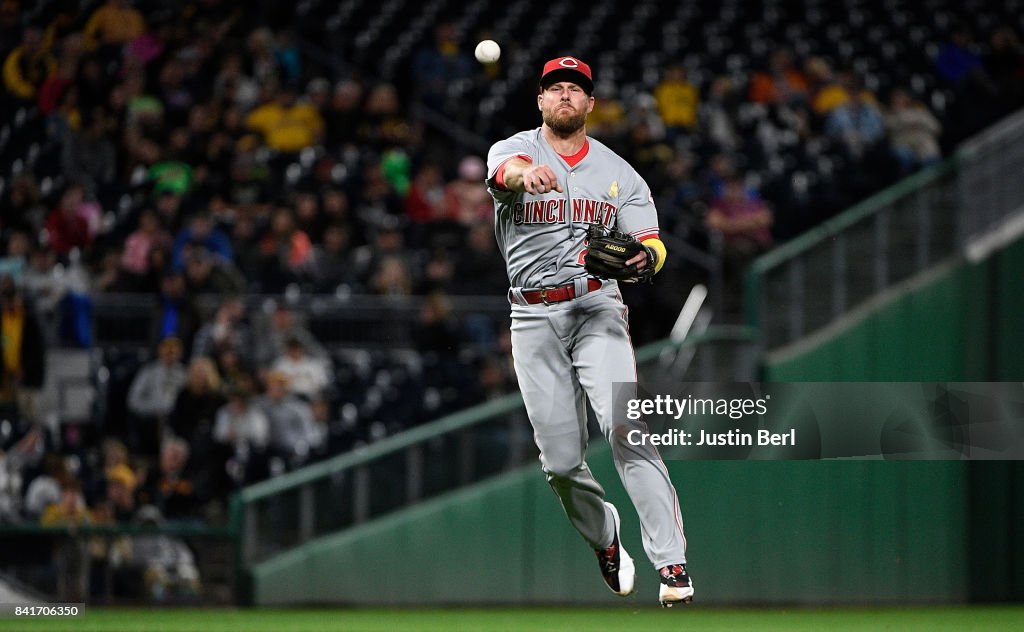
[614,168,660,240]
[486,133,535,194]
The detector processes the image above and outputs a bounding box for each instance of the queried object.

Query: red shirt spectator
[44,185,93,256]
[705,177,774,250]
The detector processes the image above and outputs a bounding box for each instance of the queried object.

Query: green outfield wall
[251,456,968,605]
[249,238,1024,606]
[762,235,1024,381]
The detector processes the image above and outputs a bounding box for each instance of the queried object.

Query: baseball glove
[584,224,657,283]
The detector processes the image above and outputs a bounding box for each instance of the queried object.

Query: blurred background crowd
[0,0,1020,548]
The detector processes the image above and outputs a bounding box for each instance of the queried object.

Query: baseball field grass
[0,605,1022,632]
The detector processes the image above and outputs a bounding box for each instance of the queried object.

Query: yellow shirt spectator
[2,27,56,100]
[40,483,93,527]
[655,66,699,129]
[84,0,146,49]
[246,93,325,152]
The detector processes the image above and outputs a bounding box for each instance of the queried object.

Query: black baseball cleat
[658,563,694,607]
[595,502,636,596]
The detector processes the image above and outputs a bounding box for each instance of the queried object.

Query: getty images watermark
[624,393,795,448]
[612,382,1024,460]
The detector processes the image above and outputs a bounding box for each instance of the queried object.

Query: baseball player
[485,56,693,607]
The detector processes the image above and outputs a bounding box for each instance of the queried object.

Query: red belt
[511,278,602,305]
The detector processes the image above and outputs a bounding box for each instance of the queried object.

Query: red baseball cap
[539,56,594,94]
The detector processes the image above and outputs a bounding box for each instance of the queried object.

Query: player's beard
[543,106,587,136]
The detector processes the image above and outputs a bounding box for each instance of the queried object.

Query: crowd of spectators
[0,1,522,545]
[0,1,1021,552]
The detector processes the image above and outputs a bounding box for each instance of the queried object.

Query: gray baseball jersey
[486,129,689,575]
[486,129,660,289]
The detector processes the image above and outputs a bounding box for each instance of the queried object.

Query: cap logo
[559,57,579,68]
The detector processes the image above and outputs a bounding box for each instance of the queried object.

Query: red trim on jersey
[637,232,661,242]
[494,154,533,191]
[558,139,590,167]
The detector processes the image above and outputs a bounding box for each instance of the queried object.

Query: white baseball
[474,39,501,63]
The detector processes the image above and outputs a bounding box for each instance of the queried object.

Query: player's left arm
[616,172,666,275]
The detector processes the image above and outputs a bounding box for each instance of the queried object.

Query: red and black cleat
[658,564,694,607]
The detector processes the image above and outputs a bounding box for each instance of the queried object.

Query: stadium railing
[230,325,758,577]
[745,108,1024,351]
[0,522,237,604]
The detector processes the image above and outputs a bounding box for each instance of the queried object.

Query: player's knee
[544,463,583,485]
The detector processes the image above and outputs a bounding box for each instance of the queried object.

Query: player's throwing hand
[522,165,563,195]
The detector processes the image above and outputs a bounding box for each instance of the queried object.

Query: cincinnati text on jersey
[512,198,616,226]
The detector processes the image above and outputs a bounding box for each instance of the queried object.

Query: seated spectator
[148,156,194,199]
[309,223,357,292]
[213,346,254,393]
[84,437,130,504]
[292,187,325,243]
[369,255,414,296]
[256,207,314,291]
[805,57,850,116]
[109,505,201,603]
[40,479,92,526]
[214,383,270,485]
[120,208,173,288]
[167,356,225,451]
[83,0,146,51]
[253,302,328,370]
[22,244,66,320]
[654,64,700,138]
[245,83,324,153]
[1,174,47,234]
[0,230,30,284]
[113,506,200,602]
[191,296,252,361]
[270,337,332,401]
[44,184,93,259]
[245,27,281,86]
[22,453,66,522]
[700,77,741,151]
[182,247,245,296]
[749,47,809,106]
[0,276,47,424]
[213,52,260,112]
[934,22,983,87]
[705,175,774,313]
[40,477,93,600]
[352,224,413,287]
[412,22,473,111]
[587,82,628,145]
[444,156,492,226]
[150,270,201,352]
[885,88,942,172]
[359,83,411,149]
[136,437,200,522]
[324,79,364,147]
[62,107,118,197]
[404,164,447,224]
[2,25,55,104]
[825,80,885,159]
[126,337,187,455]
[260,371,324,468]
[97,463,137,524]
[172,211,233,271]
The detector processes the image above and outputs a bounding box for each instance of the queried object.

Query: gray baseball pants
[510,283,687,568]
